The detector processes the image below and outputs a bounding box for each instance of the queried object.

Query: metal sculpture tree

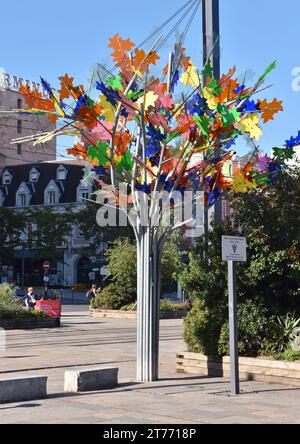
[2,2,298,382]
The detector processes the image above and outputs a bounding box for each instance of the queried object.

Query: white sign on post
[222,236,247,262]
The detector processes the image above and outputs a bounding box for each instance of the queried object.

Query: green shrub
[183,300,224,357]
[273,349,300,362]
[92,284,129,310]
[160,299,186,312]
[0,306,48,320]
[0,283,48,320]
[0,283,18,305]
[121,303,137,311]
[218,300,271,357]
[275,314,300,353]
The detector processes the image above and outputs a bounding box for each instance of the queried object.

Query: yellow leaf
[98,95,115,122]
[132,66,143,79]
[180,64,200,87]
[203,87,219,110]
[238,114,262,140]
[137,91,159,111]
[232,173,256,193]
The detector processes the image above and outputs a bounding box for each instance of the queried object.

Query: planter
[90,309,187,320]
[176,352,300,387]
[0,317,60,330]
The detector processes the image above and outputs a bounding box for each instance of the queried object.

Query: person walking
[86,284,99,306]
[25,287,36,311]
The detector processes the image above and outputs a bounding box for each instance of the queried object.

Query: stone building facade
[0,72,56,169]
[0,160,108,287]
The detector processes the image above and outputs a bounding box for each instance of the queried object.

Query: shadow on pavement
[0,403,42,411]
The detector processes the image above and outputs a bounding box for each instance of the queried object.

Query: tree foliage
[24,207,74,261]
[181,168,300,357]
[0,208,26,263]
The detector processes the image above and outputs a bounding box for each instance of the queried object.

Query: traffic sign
[43,261,50,271]
[222,236,247,262]
[43,276,50,283]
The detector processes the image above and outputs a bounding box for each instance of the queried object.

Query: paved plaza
[0,306,300,424]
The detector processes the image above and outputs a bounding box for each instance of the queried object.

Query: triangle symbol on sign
[232,244,238,253]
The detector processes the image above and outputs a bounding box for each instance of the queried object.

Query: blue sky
[1,0,300,157]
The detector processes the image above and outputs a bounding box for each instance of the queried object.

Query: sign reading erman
[0,71,47,96]
[222,236,247,262]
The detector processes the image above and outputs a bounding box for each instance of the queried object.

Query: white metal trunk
[136,227,161,382]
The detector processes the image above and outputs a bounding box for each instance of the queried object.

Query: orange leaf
[108,33,135,63]
[114,131,132,155]
[133,48,160,74]
[218,66,237,87]
[218,78,239,103]
[257,98,283,123]
[19,84,55,113]
[67,143,87,159]
[58,73,74,100]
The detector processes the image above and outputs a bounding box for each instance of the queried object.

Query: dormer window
[16,183,31,207]
[18,193,27,207]
[77,184,91,203]
[57,165,68,181]
[30,168,40,183]
[48,191,56,205]
[2,171,12,185]
[44,179,61,206]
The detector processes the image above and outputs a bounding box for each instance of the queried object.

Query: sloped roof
[1,162,85,207]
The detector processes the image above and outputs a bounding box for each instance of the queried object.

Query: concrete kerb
[0,376,47,404]
[64,367,119,393]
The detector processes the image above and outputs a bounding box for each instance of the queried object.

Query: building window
[17,99,22,109]
[30,168,39,183]
[17,120,22,134]
[48,192,56,205]
[57,166,67,181]
[17,193,27,207]
[80,191,89,202]
[2,172,12,185]
[17,144,22,155]
[77,226,85,238]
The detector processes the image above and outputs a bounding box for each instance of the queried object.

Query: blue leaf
[238,99,258,113]
[96,81,121,107]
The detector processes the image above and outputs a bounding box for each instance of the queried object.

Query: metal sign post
[228,260,239,395]
[43,261,50,297]
[222,236,247,396]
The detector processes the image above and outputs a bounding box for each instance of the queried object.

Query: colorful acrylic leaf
[257,98,283,123]
[238,114,262,140]
[108,34,135,63]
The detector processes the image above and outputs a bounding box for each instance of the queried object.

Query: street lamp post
[202,0,222,226]
[202,0,220,79]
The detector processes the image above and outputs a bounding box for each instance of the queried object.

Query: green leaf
[117,150,134,173]
[107,75,123,91]
[126,89,144,101]
[203,59,213,79]
[193,114,210,136]
[257,61,277,83]
[208,78,221,95]
[165,131,180,143]
[87,141,109,166]
[217,104,241,125]
[273,147,295,163]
